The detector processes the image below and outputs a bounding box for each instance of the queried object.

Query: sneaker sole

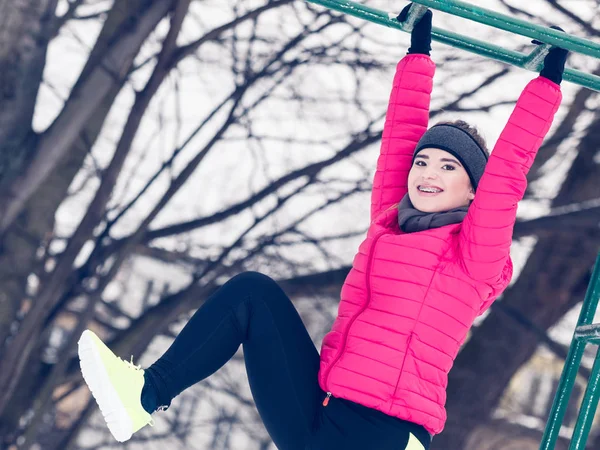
[78,330,134,442]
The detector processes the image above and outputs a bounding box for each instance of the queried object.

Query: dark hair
[434,120,490,158]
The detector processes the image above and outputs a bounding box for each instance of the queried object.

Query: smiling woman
[406,119,491,213]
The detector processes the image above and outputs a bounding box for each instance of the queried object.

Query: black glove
[532,26,569,85]
[397,4,433,56]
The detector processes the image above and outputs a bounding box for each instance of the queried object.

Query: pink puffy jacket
[317,54,562,435]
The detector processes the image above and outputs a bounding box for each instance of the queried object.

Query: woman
[78,5,568,449]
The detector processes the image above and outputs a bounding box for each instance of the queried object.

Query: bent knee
[228,271,280,292]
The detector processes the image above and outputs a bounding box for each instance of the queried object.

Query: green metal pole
[568,350,600,450]
[539,252,600,450]
[305,0,600,92]
[410,0,600,59]
[307,0,524,63]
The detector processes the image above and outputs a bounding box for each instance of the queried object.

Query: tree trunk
[0,0,57,185]
[0,0,57,359]
[433,108,600,449]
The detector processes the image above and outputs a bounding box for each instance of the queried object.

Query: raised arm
[458,75,562,285]
[371,55,435,221]
[458,35,568,288]
[371,6,435,221]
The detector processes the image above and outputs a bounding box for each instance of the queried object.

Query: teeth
[418,186,441,193]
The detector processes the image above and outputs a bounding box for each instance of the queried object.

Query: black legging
[142,271,431,450]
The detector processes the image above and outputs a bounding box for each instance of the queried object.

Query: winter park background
[0,0,599,449]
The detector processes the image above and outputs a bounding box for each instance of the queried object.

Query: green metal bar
[523,44,553,71]
[563,70,600,93]
[568,351,600,450]
[305,0,600,92]
[308,0,522,63]
[539,252,600,450]
[411,0,600,59]
[400,3,428,32]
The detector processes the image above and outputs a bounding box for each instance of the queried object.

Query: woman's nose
[422,168,438,179]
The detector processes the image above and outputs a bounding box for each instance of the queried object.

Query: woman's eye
[443,165,456,171]
[415,161,425,166]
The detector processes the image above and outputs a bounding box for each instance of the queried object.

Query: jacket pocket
[392,332,413,399]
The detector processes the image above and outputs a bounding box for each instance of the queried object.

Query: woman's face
[407,147,475,213]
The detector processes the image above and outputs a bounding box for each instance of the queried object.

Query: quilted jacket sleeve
[371,54,435,221]
[459,76,562,284]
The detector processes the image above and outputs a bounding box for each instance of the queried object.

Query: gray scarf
[397,194,469,233]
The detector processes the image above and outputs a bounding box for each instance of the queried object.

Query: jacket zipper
[322,229,386,406]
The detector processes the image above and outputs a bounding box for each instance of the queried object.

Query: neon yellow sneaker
[78,329,154,442]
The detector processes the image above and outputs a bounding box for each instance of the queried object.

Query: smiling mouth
[417,185,444,194]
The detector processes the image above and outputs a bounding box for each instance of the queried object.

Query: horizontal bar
[412,0,600,59]
[401,3,428,32]
[563,70,600,93]
[306,0,600,92]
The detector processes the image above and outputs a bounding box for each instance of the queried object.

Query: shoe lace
[120,356,168,426]
[123,355,143,372]
[120,356,158,426]
[147,405,168,427]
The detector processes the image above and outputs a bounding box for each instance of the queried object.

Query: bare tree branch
[0,0,174,235]
[545,0,599,36]
[50,0,87,36]
[172,0,295,67]
[529,64,600,183]
[140,129,381,242]
[513,197,600,238]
